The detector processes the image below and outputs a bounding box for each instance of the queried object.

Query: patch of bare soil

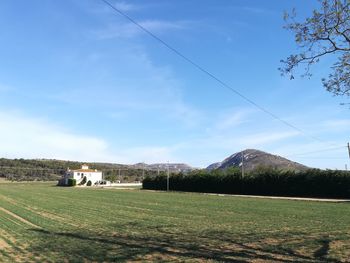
[0,238,10,249]
[329,240,350,262]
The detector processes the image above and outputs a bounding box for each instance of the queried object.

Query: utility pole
[142,163,145,180]
[347,142,350,172]
[241,150,244,178]
[167,161,170,191]
[118,169,121,182]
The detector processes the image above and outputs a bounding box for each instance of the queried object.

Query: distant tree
[224,166,241,177]
[105,174,117,182]
[280,0,350,97]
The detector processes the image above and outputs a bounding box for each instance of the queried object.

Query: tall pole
[142,163,145,180]
[118,169,121,182]
[347,142,350,159]
[241,150,244,178]
[167,161,170,191]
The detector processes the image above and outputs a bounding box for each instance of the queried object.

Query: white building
[63,164,103,186]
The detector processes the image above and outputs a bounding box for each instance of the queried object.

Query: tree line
[0,158,161,182]
[143,167,350,198]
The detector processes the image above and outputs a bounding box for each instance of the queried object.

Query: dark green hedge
[67,178,76,187]
[142,168,350,198]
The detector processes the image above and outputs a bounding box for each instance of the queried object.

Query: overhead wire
[285,146,347,157]
[100,0,342,148]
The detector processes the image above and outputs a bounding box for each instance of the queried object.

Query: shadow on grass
[26,228,342,262]
[313,238,331,259]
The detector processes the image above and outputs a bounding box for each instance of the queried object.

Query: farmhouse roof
[69,165,100,173]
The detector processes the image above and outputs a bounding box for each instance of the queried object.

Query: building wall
[63,167,103,186]
[73,171,102,185]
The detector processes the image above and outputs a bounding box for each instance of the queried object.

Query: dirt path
[0,238,10,249]
[145,190,350,202]
[203,193,350,202]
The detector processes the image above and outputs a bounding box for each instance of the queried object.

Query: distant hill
[0,158,194,181]
[207,149,308,172]
[131,163,193,173]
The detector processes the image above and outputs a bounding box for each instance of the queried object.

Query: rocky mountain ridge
[206,149,308,171]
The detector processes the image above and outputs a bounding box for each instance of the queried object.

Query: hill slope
[0,158,194,181]
[207,149,308,171]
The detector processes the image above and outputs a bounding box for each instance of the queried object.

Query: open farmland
[0,183,350,262]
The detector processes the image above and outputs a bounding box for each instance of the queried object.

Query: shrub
[67,178,76,187]
[87,180,92,186]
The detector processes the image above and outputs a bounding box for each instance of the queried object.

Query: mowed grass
[0,183,350,262]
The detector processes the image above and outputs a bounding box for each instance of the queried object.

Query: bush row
[142,168,350,198]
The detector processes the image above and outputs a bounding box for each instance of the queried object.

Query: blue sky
[0,0,349,169]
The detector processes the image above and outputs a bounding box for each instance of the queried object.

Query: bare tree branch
[280,0,350,98]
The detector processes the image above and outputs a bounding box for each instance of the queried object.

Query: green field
[0,183,350,262]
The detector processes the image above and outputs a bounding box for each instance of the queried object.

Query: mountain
[206,162,222,170]
[206,149,308,172]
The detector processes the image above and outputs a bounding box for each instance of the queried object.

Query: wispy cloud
[0,110,110,161]
[0,84,14,93]
[321,119,350,132]
[51,48,202,128]
[215,108,255,131]
[114,1,138,12]
[0,110,180,164]
[94,19,190,39]
[239,6,277,16]
[238,131,300,147]
[121,146,177,164]
[87,0,140,15]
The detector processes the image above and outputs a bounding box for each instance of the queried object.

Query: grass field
[0,183,350,262]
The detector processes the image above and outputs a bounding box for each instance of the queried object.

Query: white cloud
[321,119,350,132]
[0,110,180,164]
[114,1,137,12]
[0,110,111,161]
[52,48,202,128]
[239,6,277,16]
[121,146,176,164]
[215,109,254,131]
[94,19,189,39]
[87,0,139,15]
[1,108,343,169]
[185,130,300,152]
[238,131,300,146]
[0,84,13,93]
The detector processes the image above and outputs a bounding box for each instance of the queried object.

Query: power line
[100,0,333,145]
[290,157,347,160]
[285,146,347,157]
